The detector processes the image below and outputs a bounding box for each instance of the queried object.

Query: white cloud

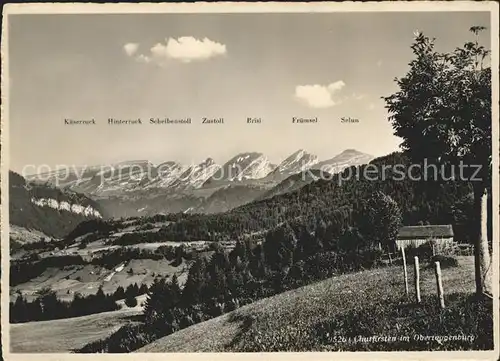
[136,54,151,64]
[368,103,376,110]
[130,36,227,66]
[295,81,345,109]
[327,81,346,92]
[376,60,383,67]
[165,37,226,62]
[124,43,139,56]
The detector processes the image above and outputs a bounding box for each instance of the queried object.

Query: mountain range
[27,149,372,194]
[22,149,373,218]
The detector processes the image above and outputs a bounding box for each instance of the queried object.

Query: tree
[10,291,28,323]
[208,264,227,301]
[95,286,107,312]
[125,283,140,299]
[174,245,185,266]
[113,286,126,300]
[71,292,86,316]
[295,223,323,259]
[359,192,402,252]
[169,275,182,306]
[36,287,60,319]
[138,283,148,295]
[182,256,207,305]
[143,277,176,324]
[125,294,138,308]
[143,277,165,323]
[132,283,140,296]
[383,27,492,294]
[263,223,297,270]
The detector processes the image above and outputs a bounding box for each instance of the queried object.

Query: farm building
[395,224,454,250]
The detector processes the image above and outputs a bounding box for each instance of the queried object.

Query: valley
[10,151,478,305]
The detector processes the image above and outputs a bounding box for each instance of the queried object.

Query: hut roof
[397,225,454,239]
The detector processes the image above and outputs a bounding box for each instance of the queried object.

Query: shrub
[428,255,459,269]
[404,242,434,264]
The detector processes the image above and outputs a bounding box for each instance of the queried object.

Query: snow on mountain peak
[228,152,274,180]
[201,158,216,166]
[277,149,319,173]
[205,152,274,183]
[114,160,154,168]
[170,158,221,189]
[26,149,373,198]
[313,149,373,173]
[240,154,274,180]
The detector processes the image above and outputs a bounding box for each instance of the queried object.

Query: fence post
[434,261,445,309]
[402,247,409,296]
[414,256,421,304]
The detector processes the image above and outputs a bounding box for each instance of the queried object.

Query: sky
[8,11,491,173]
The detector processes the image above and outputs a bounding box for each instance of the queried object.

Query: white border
[1,2,499,361]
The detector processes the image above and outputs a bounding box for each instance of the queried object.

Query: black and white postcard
[1,2,499,360]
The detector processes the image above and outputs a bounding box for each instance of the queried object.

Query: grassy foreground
[9,256,491,353]
[10,306,142,352]
[137,256,492,352]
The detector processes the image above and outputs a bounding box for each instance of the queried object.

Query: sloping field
[10,307,142,353]
[138,256,478,352]
[11,258,190,302]
[10,225,50,245]
[9,256,481,353]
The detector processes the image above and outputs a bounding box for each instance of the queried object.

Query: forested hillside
[164,152,476,241]
[9,171,105,239]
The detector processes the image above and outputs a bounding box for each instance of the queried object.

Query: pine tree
[233,240,248,265]
[208,264,227,302]
[125,293,138,308]
[70,292,85,317]
[170,275,181,307]
[182,256,206,305]
[113,286,126,300]
[10,292,27,323]
[133,283,140,296]
[138,283,148,295]
[95,286,107,313]
[296,223,322,260]
[143,277,171,325]
[36,287,59,320]
[263,223,297,270]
